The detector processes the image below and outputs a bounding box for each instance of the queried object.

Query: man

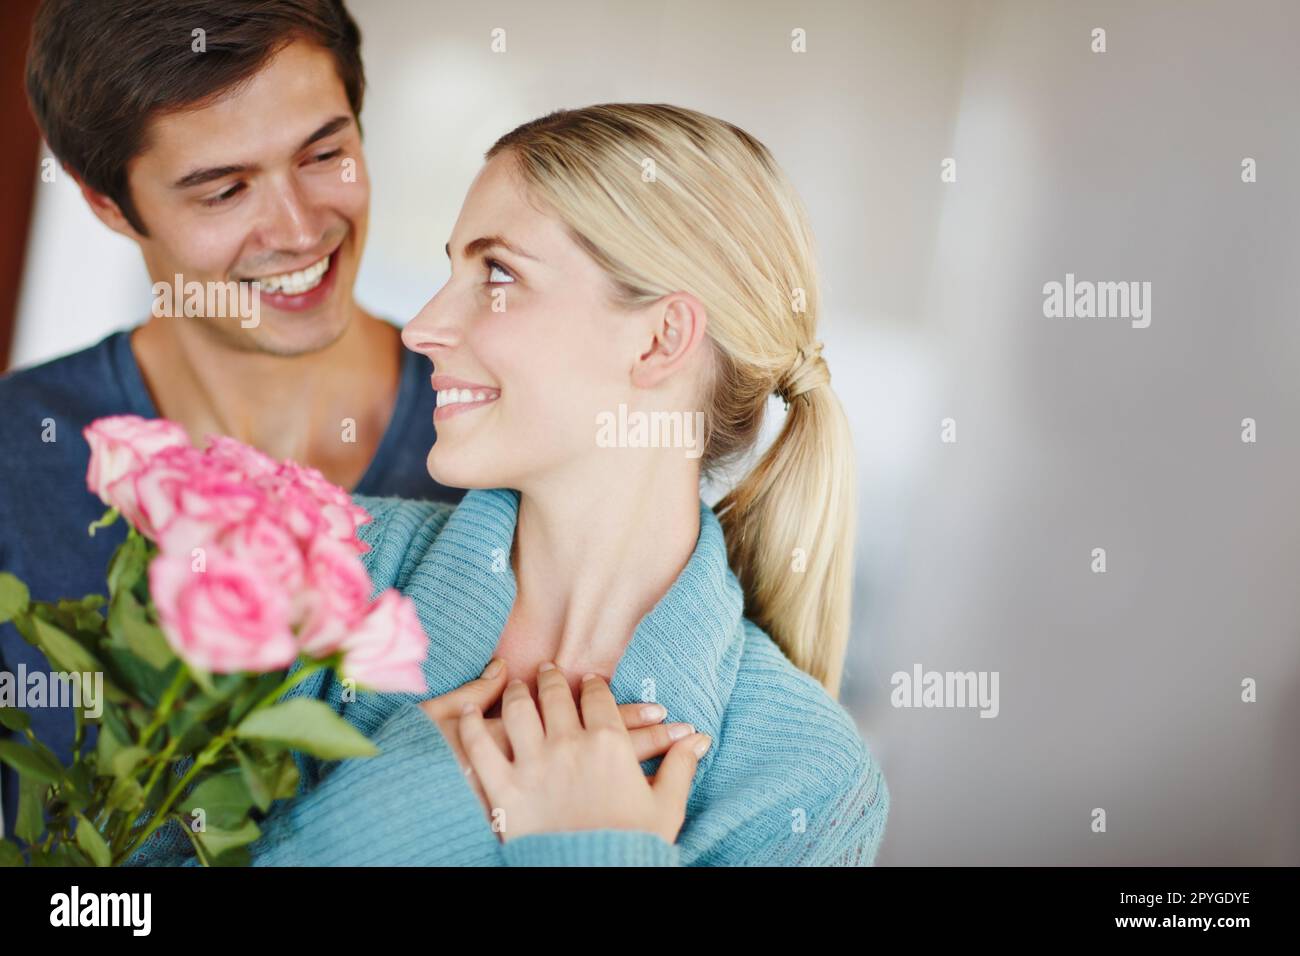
[0,0,462,837]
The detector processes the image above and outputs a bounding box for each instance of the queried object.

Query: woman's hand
[457,662,712,844]
[418,659,698,813]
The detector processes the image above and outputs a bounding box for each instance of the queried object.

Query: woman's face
[402,153,651,491]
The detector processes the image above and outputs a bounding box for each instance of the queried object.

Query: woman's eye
[201,183,244,207]
[486,259,515,284]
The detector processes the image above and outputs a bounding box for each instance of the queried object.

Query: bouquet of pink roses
[0,415,428,866]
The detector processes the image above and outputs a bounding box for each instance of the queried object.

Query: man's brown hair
[25,0,365,235]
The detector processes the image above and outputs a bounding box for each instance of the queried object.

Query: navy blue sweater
[0,327,462,836]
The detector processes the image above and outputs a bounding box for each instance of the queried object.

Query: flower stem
[138,668,189,749]
[113,658,327,864]
[258,658,327,709]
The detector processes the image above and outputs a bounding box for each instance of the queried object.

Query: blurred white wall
[12,151,150,366]
[11,0,1298,864]
[872,0,1300,865]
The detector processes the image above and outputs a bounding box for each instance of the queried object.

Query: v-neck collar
[107,329,161,418]
[410,488,746,775]
[110,323,422,497]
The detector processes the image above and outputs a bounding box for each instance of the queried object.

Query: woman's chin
[426,447,493,491]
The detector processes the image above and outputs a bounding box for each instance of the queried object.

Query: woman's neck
[496,457,703,695]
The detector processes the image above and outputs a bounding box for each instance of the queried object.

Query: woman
[132,103,887,866]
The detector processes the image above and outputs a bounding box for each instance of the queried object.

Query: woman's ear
[630,293,708,389]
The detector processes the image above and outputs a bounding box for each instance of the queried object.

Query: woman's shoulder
[351,494,460,591]
[726,619,877,773]
[688,618,889,864]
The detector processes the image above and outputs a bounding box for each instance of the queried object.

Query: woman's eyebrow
[445,235,541,262]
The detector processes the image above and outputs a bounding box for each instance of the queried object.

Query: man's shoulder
[0,332,131,433]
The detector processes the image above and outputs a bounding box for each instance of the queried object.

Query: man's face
[124,39,369,356]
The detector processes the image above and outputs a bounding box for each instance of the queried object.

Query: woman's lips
[431,375,500,423]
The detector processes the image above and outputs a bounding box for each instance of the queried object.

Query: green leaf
[88,506,120,538]
[106,531,148,595]
[235,747,300,812]
[228,672,286,726]
[268,752,300,799]
[196,819,260,859]
[101,705,135,751]
[0,740,65,786]
[0,573,31,623]
[143,772,171,812]
[108,591,174,671]
[172,716,214,756]
[109,746,149,781]
[58,597,107,636]
[47,844,91,867]
[63,762,93,815]
[25,620,128,709]
[210,846,252,867]
[0,707,31,733]
[0,840,24,867]
[95,716,125,767]
[100,643,172,707]
[74,814,111,867]
[234,747,272,812]
[181,770,254,829]
[106,776,145,815]
[187,664,218,698]
[166,690,226,746]
[15,776,45,843]
[235,698,377,760]
[28,617,104,677]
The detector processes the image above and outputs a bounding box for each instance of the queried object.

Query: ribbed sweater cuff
[500,829,680,867]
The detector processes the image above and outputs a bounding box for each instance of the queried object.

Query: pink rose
[264,479,331,544]
[84,416,191,523]
[297,536,375,656]
[339,591,429,693]
[150,546,298,674]
[276,461,372,551]
[134,446,265,550]
[204,434,279,479]
[215,512,306,622]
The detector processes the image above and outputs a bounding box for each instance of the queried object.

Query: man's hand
[418,658,696,812]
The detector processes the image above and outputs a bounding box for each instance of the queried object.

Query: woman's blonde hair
[488,104,857,695]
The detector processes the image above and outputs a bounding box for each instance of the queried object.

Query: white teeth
[252,254,330,295]
[436,387,498,409]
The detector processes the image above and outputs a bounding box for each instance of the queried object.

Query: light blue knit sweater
[129,489,888,866]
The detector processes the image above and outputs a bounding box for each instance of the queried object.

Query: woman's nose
[401,287,461,356]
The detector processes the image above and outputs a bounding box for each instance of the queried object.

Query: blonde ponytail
[715,347,857,695]
[488,104,858,695]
